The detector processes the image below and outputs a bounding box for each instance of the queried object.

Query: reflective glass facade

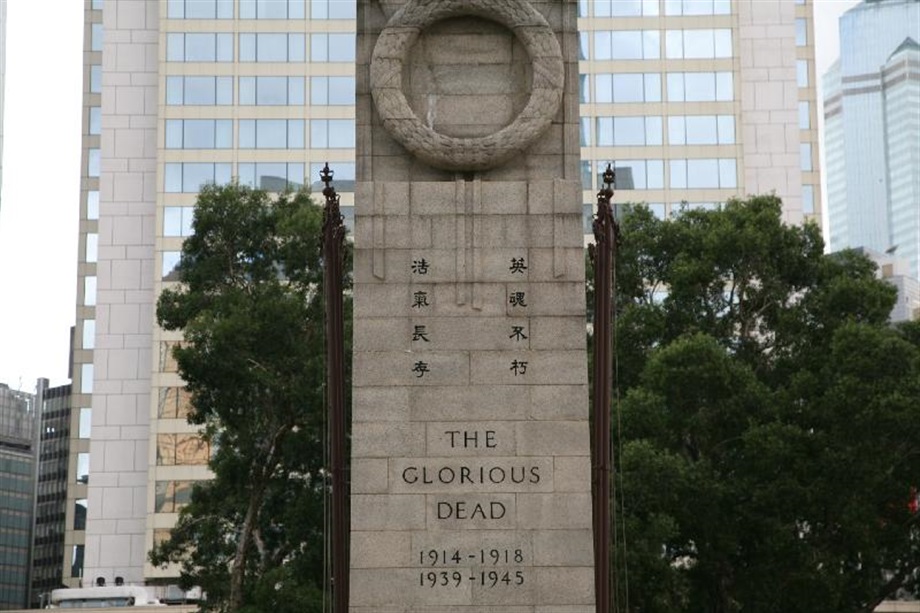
[0,383,35,609]
[824,0,920,279]
[30,383,72,608]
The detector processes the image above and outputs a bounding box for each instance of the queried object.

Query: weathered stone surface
[352,422,426,458]
[426,493,518,530]
[352,494,427,531]
[389,457,555,494]
[350,531,412,568]
[352,458,391,494]
[353,0,591,609]
[425,421,518,456]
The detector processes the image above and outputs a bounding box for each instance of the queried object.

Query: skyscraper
[0,382,36,610]
[75,0,819,586]
[824,0,920,280]
[29,381,73,608]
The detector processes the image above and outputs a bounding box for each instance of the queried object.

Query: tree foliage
[611,196,920,612]
[151,183,347,612]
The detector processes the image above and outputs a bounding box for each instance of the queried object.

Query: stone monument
[351,0,594,610]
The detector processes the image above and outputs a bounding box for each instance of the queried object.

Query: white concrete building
[72,0,820,584]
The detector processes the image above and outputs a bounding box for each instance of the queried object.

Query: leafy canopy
[151,183,346,613]
[611,195,920,612]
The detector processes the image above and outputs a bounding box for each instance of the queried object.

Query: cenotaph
[351,1,594,610]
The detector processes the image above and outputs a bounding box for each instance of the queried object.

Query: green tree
[150,183,347,612]
[610,196,920,612]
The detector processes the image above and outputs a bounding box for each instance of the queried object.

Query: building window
[669,158,737,189]
[165,119,232,149]
[666,29,732,59]
[78,408,92,439]
[159,342,182,373]
[156,434,211,466]
[239,33,306,62]
[83,277,97,308]
[579,32,589,60]
[74,499,88,530]
[85,233,98,263]
[80,363,94,394]
[581,161,592,189]
[92,0,104,8]
[594,30,660,60]
[164,207,195,237]
[309,162,355,190]
[88,148,101,177]
[162,251,182,281]
[167,0,233,19]
[802,184,815,214]
[667,71,733,102]
[799,101,811,129]
[89,107,101,135]
[166,33,234,62]
[240,119,306,149]
[668,115,735,145]
[90,65,102,93]
[310,0,356,19]
[155,481,194,513]
[594,73,661,103]
[91,23,104,52]
[580,117,591,146]
[158,387,193,419]
[238,163,305,191]
[796,60,809,87]
[795,19,808,46]
[595,116,663,146]
[310,76,355,105]
[239,76,305,105]
[82,320,95,351]
[664,0,731,15]
[593,0,658,17]
[87,191,100,220]
[241,0,306,18]
[70,545,84,578]
[595,160,664,190]
[165,76,233,105]
[311,33,356,62]
[164,163,232,193]
[800,143,813,171]
[309,119,355,148]
[76,453,90,483]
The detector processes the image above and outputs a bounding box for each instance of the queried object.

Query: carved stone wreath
[370,0,565,172]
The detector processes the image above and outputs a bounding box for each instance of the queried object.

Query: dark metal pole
[591,164,616,613]
[321,163,349,613]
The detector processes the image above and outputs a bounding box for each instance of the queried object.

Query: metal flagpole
[591,164,615,612]
[321,163,349,613]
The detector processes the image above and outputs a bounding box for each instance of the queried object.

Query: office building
[29,381,73,608]
[75,0,819,584]
[0,382,36,610]
[824,0,920,280]
[578,0,820,225]
[855,248,920,323]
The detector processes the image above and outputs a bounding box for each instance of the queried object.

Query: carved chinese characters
[352,0,592,609]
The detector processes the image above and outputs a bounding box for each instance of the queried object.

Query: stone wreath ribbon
[370,0,565,171]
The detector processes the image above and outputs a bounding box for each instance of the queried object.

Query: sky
[0,0,861,391]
